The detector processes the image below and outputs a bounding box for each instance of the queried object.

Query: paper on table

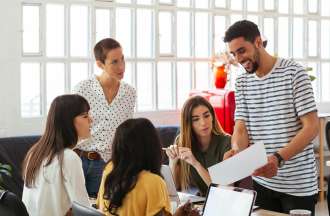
[208,142,267,185]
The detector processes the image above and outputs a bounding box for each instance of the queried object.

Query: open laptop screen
[203,184,256,216]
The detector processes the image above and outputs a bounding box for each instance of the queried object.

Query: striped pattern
[235,58,318,196]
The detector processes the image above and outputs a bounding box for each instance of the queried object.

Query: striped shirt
[235,58,318,196]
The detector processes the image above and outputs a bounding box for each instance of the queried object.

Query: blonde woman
[164,96,232,196]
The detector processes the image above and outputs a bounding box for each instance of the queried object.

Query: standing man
[224,20,319,215]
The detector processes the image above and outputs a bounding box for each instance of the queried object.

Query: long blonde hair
[174,96,226,191]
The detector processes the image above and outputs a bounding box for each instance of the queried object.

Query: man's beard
[246,61,259,74]
[245,49,260,74]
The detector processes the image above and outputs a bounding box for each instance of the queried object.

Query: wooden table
[318,113,330,202]
[253,209,289,216]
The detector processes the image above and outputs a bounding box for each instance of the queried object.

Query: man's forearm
[278,112,319,161]
[231,121,249,151]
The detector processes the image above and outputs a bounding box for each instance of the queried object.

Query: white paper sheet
[208,142,267,185]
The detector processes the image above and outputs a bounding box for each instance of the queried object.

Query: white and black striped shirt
[235,58,318,196]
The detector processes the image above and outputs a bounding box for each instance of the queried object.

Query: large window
[21,0,330,118]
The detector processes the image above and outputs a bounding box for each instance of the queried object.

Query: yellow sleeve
[145,176,172,216]
[96,163,112,212]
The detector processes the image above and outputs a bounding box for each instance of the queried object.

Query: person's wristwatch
[273,152,285,168]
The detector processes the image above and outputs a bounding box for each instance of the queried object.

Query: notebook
[161,165,205,204]
[202,183,256,216]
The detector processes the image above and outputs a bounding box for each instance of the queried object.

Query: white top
[235,58,318,196]
[22,149,90,216]
[73,75,136,161]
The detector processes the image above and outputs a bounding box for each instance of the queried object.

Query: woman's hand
[173,201,201,216]
[178,147,199,167]
[163,144,180,160]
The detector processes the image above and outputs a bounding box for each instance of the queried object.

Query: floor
[316,201,329,216]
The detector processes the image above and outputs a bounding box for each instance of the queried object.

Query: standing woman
[73,38,136,198]
[164,96,232,196]
[22,94,91,216]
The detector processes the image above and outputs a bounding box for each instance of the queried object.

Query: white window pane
[116,0,131,3]
[230,14,243,25]
[159,12,173,54]
[264,0,275,10]
[157,62,173,110]
[95,9,111,43]
[159,0,173,4]
[293,0,304,14]
[21,63,41,117]
[93,62,102,76]
[195,1,208,8]
[195,13,209,58]
[22,5,40,54]
[215,0,226,8]
[123,62,133,86]
[247,0,259,12]
[263,18,274,55]
[137,63,153,110]
[308,0,318,13]
[321,20,330,59]
[308,20,318,57]
[278,0,289,13]
[246,15,259,27]
[321,63,330,101]
[137,9,153,57]
[293,18,304,58]
[321,0,330,16]
[71,63,88,90]
[46,63,65,110]
[214,16,226,52]
[137,0,152,5]
[307,62,318,100]
[70,5,88,57]
[177,0,190,7]
[195,62,210,90]
[177,11,191,57]
[278,17,289,58]
[231,0,242,10]
[116,8,132,57]
[46,4,64,57]
[177,62,192,108]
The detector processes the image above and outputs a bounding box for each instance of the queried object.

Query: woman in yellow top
[97,118,199,216]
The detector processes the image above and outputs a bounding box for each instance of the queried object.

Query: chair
[0,189,29,216]
[72,201,104,216]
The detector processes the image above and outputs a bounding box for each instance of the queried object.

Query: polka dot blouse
[73,75,136,161]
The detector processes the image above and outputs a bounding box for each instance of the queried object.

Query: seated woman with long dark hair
[164,96,232,196]
[97,118,199,216]
[22,94,91,216]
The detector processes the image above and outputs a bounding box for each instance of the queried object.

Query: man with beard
[224,20,319,215]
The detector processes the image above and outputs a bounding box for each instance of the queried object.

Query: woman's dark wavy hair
[23,94,90,187]
[103,118,162,215]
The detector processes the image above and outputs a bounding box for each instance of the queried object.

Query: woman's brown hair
[174,96,226,191]
[22,94,90,187]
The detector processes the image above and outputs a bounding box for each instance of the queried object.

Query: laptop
[202,183,256,216]
[161,165,205,204]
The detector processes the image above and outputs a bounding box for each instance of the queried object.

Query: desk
[318,113,330,202]
[253,209,288,216]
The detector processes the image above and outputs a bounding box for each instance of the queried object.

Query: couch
[0,127,179,198]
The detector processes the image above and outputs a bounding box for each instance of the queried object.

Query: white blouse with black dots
[73,75,136,161]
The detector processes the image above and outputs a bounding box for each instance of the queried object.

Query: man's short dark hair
[94,38,121,64]
[223,20,260,43]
